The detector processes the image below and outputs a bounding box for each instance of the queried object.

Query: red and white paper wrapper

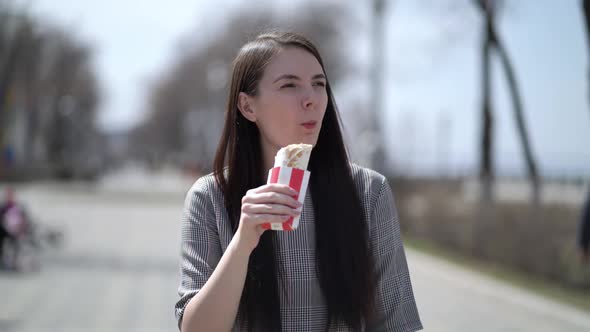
[261,166,311,231]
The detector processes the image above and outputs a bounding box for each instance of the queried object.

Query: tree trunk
[493,37,541,205]
[479,0,495,202]
[473,0,496,257]
[0,25,26,146]
[22,36,41,165]
[475,0,540,207]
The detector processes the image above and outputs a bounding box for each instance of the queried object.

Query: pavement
[1,172,589,331]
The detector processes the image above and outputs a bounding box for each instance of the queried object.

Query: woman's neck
[261,141,279,173]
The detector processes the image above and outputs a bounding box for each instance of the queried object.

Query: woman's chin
[294,138,317,146]
[301,133,320,145]
[278,134,318,148]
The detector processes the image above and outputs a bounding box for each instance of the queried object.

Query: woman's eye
[313,81,326,87]
[281,83,296,89]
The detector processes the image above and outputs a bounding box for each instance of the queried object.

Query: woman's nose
[302,89,315,110]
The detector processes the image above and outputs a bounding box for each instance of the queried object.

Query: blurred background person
[0,186,30,270]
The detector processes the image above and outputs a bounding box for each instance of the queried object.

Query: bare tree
[475,0,496,202]
[473,0,540,205]
[43,33,101,177]
[0,4,102,179]
[0,9,29,144]
[135,2,357,171]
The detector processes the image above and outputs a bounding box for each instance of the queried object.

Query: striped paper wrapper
[261,166,311,231]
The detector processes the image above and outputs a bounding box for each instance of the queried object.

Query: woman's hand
[235,183,302,253]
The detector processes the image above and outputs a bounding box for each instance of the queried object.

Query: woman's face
[239,46,328,152]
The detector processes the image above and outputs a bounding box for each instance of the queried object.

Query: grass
[403,235,590,313]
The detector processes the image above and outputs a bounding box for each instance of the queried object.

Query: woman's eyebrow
[273,73,326,83]
[273,74,299,83]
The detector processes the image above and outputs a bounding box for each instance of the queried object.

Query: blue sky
[26,0,590,177]
[382,0,590,176]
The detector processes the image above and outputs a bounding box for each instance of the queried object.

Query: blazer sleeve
[367,177,423,332]
[174,176,223,330]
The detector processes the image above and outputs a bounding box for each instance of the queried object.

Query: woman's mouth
[301,121,317,129]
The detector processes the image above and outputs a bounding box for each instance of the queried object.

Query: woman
[175,31,423,332]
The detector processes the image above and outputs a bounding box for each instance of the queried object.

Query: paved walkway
[0,179,588,331]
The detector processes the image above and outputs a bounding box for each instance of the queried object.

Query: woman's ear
[237,92,256,122]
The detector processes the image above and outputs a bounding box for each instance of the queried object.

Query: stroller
[1,187,65,272]
[1,216,64,272]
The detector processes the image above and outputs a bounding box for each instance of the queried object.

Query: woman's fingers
[242,202,301,216]
[243,213,293,225]
[250,183,298,197]
[243,191,301,209]
[239,183,303,230]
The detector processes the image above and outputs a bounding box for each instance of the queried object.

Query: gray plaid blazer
[175,163,423,331]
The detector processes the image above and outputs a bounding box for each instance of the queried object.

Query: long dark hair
[213,31,376,331]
